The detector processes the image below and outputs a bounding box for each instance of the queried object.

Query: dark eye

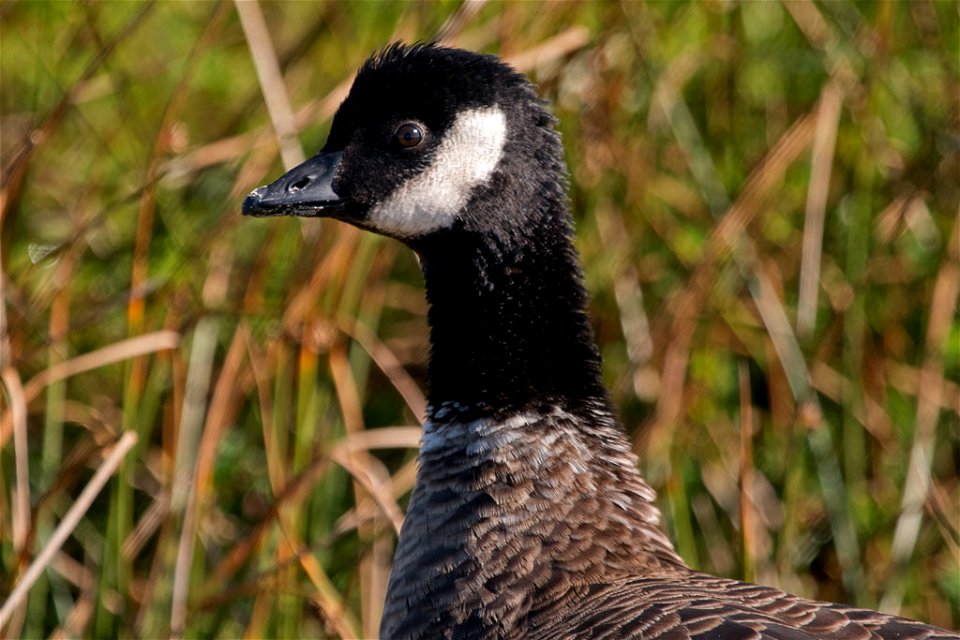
[395,123,424,148]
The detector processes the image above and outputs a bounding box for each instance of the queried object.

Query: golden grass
[2,1,957,637]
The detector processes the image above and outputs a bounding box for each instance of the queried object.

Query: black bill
[242,151,344,217]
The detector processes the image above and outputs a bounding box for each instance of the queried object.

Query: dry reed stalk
[192,324,252,506]
[434,0,488,45]
[274,514,362,639]
[0,431,138,630]
[811,356,960,442]
[121,493,171,561]
[230,131,290,206]
[0,365,29,638]
[235,0,304,170]
[328,340,388,636]
[885,361,960,416]
[281,225,361,332]
[750,259,814,411]
[0,331,180,448]
[650,107,817,443]
[700,113,818,274]
[874,195,921,246]
[334,427,423,453]
[503,26,591,73]
[32,254,72,636]
[331,449,403,637]
[162,132,259,178]
[797,80,843,341]
[1,367,29,549]
[327,445,406,538]
[881,208,960,613]
[202,427,421,638]
[594,204,656,399]
[808,362,878,437]
[190,335,280,593]
[21,331,181,403]
[776,247,866,598]
[203,445,332,586]
[782,0,831,49]
[251,337,285,490]
[927,483,960,550]
[245,587,272,639]
[49,589,95,640]
[652,51,729,215]
[49,551,94,592]
[169,317,220,636]
[45,553,96,637]
[782,0,867,125]
[0,266,10,370]
[738,361,757,584]
[337,317,427,422]
[335,457,419,537]
[48,551,97,640]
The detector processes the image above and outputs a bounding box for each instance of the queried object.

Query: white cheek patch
[368,107,507,237]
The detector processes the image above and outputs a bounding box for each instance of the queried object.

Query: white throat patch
[367,107,507,238]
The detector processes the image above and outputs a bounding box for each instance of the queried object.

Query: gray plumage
[382,404,957,639]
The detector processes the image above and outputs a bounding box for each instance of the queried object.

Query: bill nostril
[289,176,312,192]
[287,175,316,193]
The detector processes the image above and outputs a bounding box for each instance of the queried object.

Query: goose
[242,43,957,640]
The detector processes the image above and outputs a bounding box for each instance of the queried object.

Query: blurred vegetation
[1,0,958,637]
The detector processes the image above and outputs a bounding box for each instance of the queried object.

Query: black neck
[415,214,609,418]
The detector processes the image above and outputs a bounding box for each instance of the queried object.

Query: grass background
[2,0,958,637]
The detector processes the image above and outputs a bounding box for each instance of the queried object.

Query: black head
[242,43,567,248]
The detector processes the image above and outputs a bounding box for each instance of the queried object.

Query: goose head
[242,43,566,250]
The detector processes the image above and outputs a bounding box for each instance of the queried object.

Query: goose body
[243,44,957,640]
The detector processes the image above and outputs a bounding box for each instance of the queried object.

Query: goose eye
[395,123,424,148]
